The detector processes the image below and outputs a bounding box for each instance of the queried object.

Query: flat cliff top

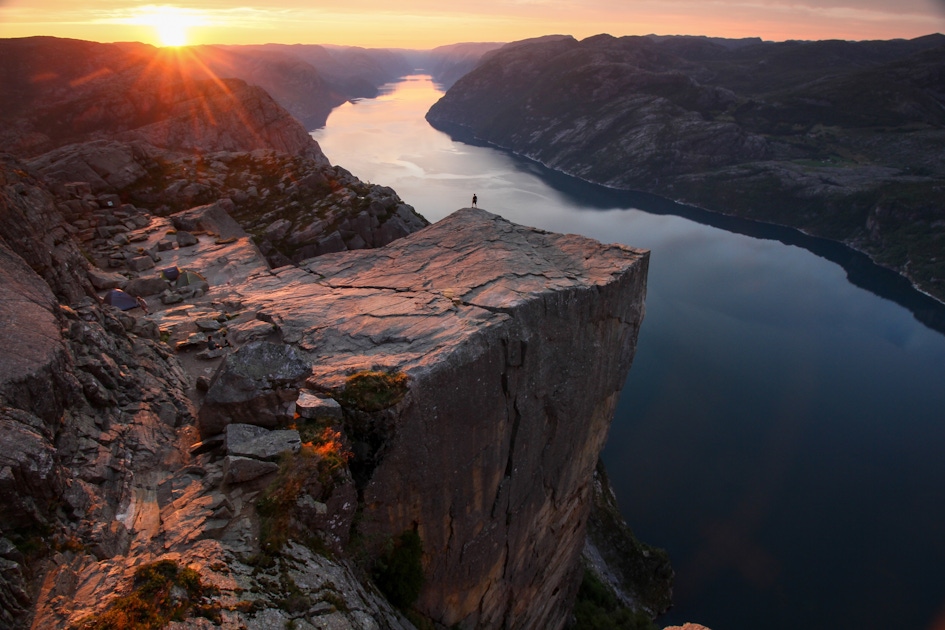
[238,207,648,387]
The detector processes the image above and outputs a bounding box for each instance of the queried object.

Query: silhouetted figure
[207,335,218,350]
[472,194,478,208]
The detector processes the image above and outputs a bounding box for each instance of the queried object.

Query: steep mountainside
[427,33,945,302]
[216,43,414,107]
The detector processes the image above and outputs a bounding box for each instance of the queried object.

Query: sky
[1,0,944,49]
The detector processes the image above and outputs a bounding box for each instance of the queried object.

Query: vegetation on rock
[78,560,219,629]
[571,568,658,630]
[373,529,425,610]
[335,369,409,412]
[256,424,353,555]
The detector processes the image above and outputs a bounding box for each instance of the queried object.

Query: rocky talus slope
[427,33,945,302]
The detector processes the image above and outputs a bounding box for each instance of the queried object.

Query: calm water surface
[312,75,945,630]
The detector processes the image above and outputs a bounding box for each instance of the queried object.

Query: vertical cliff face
[251,207,649,628]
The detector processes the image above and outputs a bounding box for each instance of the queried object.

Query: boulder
[123,276,168,297]
[127,255,155,272]
[223,455,279,484]
[176,231,198,247]
[87,269,126,291]
[296,390,342,420]
[156,238,178,251]
[171,199,245,240]
[224,423,301,461]
[197,341,311,435]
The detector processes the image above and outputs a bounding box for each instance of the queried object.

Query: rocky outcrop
[583,460,673,617]
[426,33,945,302]
[0,154,96,304]
[28,142,427,269]
[200,207,650,629]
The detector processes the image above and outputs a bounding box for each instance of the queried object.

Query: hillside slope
[427,33,945,302]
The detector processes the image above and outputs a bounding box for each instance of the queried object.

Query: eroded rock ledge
[206,207,651,628]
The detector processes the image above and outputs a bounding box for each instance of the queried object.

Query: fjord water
[312,75,945,630]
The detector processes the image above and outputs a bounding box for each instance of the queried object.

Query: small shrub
[309,427,353,484]
[78,559,220,629]
[335,369,408,412]
[256,428,351,554]
[373,529,424,610]
[320,590,349,612]
[256,448,321,554]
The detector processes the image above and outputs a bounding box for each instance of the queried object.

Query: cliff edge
[232,207,650,627]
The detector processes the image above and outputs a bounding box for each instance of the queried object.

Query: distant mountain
[223,43,413,101]
[0,37,318,156]
[422,42,505,88]
[184,45,345,129]
[426,33,945,302]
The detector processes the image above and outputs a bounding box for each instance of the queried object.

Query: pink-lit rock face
[223,207,650,629]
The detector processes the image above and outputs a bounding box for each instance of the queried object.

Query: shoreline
[426,118,945,334]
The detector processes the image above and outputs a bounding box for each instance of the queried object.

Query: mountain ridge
[426,32,945,303]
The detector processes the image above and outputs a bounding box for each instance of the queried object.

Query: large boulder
[197,341,311,436]
[224,423,301,461]
[171,199,246,240]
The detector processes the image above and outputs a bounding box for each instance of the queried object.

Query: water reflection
[436,122,945,336]
[313,75,945,630]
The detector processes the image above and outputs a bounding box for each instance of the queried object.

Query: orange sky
[1,0,944,48]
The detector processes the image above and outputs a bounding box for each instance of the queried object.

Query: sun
[156,20,187,47]
[136,6,200,48]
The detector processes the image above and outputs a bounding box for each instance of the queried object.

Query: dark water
[312,75,945,630]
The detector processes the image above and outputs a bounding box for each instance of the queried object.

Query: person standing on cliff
[472,194,478,207]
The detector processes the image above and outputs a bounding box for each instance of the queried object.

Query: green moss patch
[335,369,408,412]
